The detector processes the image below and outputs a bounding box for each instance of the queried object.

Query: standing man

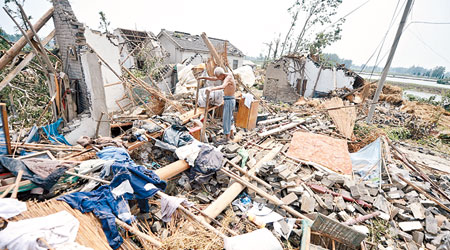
[198,67,236,141]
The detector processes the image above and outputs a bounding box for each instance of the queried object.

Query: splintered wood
[323,97,356,139]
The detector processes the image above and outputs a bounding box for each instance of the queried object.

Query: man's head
[214,67,226,80]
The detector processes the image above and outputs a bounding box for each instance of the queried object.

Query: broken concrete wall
[84,28,128,112]
[302,59,354,97]
[264,57,355,103]
[65,51,111,144]
[264,59,301,103]
[52,0,90,113]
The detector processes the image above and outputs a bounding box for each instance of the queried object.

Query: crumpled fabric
[189,144,224,180]
[162,124,194,148]
[160,195,192,223]
[0,198,27,219]
[55,242,93,250]
[77,136,124,149]
[75,159,114,175]
[175,140,202,166]
[22,159,73,179]
[59,147,167,249]
[238,148,249,168]
[0,157,67,190]
[242,93,254,109]
[0,211,79,250]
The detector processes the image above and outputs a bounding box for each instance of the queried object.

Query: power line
[407,28,450,65]
[321,0,372,33]
[358,0,405,74]
[409,21,450,25]
[366,0,403,80]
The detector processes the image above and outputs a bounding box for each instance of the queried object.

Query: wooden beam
[0,30,55,91]
[258,121,301,137]
[201,32,226,69]
[0,7,54,70]
[201,145,283,221]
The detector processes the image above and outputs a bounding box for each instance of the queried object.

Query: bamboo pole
[0,7,54,70]
[11,170,24,198]
[221,168,311,222]
[115,219,162,248]
[0,184,15,198]
[200,90,210,142]
[201,145,283,221]
[225,159,272,190]
[397,175,450,215]
[0,30,55,91]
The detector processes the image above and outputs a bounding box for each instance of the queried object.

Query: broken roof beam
[0,7,54,70]
[0,30,55,91]
[201,143,283,222]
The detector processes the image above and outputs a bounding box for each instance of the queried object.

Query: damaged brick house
[157,29,245,69]
[264,56,364,103]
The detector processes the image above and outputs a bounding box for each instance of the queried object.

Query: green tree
[99,11,111,34]
[290,0,344,54]
[431,66,446,79]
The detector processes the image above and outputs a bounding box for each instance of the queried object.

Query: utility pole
[366,0,414,123]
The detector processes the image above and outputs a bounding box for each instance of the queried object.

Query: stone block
[300,194,316,213]
[425,215,438,235]
[398,221,423,232]
[281,193,298,205]
[410,202,426,220]
[412,231,424,245]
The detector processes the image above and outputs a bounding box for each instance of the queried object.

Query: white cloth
[175,140,203,166]
[55,242,93,250]
[224,228,282,250]
[0,211,80,250]
[0,198,27,219]
[160,195,191,223]
[242,93,254,108]
[76,159,113,175]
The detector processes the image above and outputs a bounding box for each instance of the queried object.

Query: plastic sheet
[350,138,382,184]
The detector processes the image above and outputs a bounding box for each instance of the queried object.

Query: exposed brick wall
[264,58,300,104]
[52,0,90,113]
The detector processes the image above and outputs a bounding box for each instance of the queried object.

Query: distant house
[264,56,364,103]
[114,28,167,69]
[157,29,245,69]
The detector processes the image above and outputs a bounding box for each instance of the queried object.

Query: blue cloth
[223,96,235,135]
[26,118,71,145]
[59,147,167,249]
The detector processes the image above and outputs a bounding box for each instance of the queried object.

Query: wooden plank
[0,180,32,193]
[180,105,219,124]
[258,121,301,137]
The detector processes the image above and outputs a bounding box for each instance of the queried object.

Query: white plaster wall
[293,58,354,97]
[159,35,178,64]
[85,28,128,112]
[228,56,244,69]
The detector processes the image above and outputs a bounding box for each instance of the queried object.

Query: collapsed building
[264,55,364,103]
[0,1,450,250]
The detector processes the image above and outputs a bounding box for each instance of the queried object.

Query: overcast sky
[1,0,449,70]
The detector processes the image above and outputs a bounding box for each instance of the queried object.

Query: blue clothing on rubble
[58,147,166,249]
